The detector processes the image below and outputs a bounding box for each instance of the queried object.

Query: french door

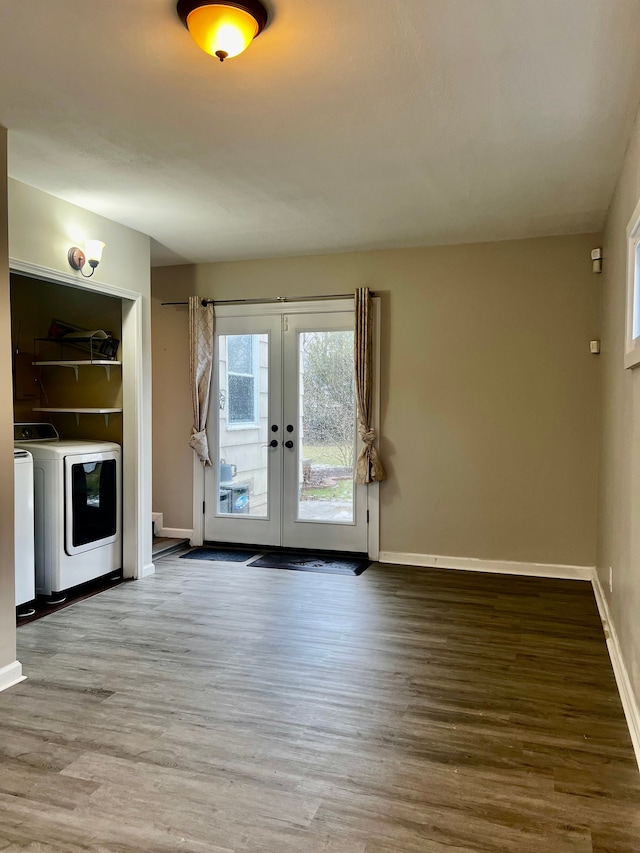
[203,303,369,553]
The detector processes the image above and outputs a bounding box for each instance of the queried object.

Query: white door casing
[8,258,151,580]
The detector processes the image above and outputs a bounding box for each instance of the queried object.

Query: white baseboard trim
[378,551,595,581]
[159,527,193,539]
[152,512,192,541]
[591,575,640,771]
[141,562,156,578]
[0,660,26,693]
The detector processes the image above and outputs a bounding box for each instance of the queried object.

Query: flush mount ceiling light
[68,240,105,278]
[176,0,268,62]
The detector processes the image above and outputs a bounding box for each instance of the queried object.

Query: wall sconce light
[176,0,268,62]
[68,240,106,278]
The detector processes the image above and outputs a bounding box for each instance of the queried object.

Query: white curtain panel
[354,287,386,484]
[188,296,215,466]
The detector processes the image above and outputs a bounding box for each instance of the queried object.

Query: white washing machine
[14,449,35,607]
[14,423,122,597]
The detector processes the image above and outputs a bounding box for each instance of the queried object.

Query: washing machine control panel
[14,422,59,441]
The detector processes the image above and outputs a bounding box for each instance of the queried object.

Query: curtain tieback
[189,429,212,466]
[359,426,377,446]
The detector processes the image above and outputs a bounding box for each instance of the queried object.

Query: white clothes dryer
[15,424,121,596]
[14,449,35,607]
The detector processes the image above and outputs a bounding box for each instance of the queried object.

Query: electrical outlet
[609,566,613,594]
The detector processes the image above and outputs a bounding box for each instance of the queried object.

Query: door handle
[284,440,294,449]
[262,439,279,448]
[286,425,294,433]
[271,424,279,432]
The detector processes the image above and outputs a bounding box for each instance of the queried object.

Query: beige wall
[8,180,149,296]
[153,233,600,566]
[0,128,16,673]
[598,106,640,707]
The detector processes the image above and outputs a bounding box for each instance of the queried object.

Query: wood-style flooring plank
[0,560,638,851]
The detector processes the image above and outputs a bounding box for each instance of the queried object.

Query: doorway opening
[9,261,150,586]
[198,299,380,557]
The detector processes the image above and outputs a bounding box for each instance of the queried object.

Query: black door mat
[247,551,370,575]
[181,547,259,563]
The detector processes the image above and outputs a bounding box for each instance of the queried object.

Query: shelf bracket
[75,413,80,427]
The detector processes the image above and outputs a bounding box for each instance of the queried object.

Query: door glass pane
[218,333,269,517]
[71,460,117,546]
[227,335,253,373]
[297,330,355,523]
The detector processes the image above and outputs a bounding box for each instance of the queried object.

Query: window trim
[625,197,640,369]
[226,335,260,429]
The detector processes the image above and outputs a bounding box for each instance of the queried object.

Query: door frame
[191,298,380,560]
[8,258,152,581]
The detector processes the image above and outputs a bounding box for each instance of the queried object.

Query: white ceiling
[1,0,640,266]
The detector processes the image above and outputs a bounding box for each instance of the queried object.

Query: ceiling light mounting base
[176,0,268,34]
[176,0,268,60]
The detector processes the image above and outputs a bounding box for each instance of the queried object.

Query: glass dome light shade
[186,5,259,59]
[84,240,105,264]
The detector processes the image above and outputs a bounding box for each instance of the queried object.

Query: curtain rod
[161,292,374,307]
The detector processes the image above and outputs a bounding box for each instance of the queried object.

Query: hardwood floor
[1,558,639,852]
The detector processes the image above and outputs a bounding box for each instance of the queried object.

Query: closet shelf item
[34,333,119,362]
[32,360,121,381]
[32,407,123,427]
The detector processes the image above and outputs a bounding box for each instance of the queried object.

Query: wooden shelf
[33,360,121,366]
[33,407,123,426]
[33,360,121,381]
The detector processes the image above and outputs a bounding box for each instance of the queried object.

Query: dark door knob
[286,424,294,433]
[271,424,278,432]
[284,440,294,449]
[269,439,278,448]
